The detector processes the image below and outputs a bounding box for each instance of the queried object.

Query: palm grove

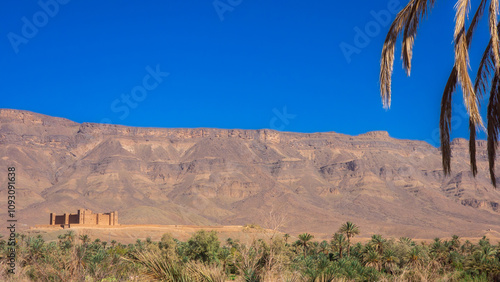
[380,0,500,186]
[1,222,500,281]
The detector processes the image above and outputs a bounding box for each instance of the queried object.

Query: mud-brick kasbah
[36,209,119,228]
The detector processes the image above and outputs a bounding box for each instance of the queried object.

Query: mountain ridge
[1,108,499,239]
[0,108,426,141]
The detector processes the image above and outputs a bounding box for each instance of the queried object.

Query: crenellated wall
[49,209,118,227]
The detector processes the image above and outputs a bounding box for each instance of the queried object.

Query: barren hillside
[1,109,500,238]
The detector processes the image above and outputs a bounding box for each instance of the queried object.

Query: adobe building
[49,209,118,228]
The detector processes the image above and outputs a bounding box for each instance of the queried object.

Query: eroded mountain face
[1,109,500,238]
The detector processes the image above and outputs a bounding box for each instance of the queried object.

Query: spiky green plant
[130,249,191,281]
[186,261,226,282]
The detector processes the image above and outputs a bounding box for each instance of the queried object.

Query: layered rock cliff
[1,109,500,238]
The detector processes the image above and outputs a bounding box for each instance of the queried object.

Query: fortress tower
[49,209,118,227]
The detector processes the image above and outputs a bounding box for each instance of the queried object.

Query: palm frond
[454,0,484,129]
[380,2,414,109]
[187,262,226,282]
[467,0,488,44]
[440,68,456,176]
[131,249,191,281]
[490,0,500,71]
[402,0,436,75]
[475,8,500,101]
[469,119,478,176]
[474,39,495,98]
[488,72,500,187]
[441,0,487,176]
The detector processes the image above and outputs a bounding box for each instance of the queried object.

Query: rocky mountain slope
[1,109,500,238]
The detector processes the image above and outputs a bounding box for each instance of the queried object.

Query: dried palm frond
[474,39,495,98]
[471,26,500,181]
[440,0,487,176]
[469,119,478,176]
[381,0,500,186]
[454,0,484,129]
[380,2,414,109]
[440,68,456,176]
[490,0,500,71]
[473,0,494,99]
[467,0,488,44]
[381,0,439,109]
[402,0,436,75]
[473,22,500,102]
[488,72,500,187]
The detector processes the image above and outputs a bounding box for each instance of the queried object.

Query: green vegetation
[338,221,359,257]
[1,223,500,281]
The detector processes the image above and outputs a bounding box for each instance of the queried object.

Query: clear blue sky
[0,0,493,146]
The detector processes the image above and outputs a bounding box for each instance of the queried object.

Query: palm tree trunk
[347,236,351,257]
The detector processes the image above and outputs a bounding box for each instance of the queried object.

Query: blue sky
[0,0,494,146]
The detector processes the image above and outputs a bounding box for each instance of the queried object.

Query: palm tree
[315,240,328,255]
[450,235,461,251]
[65,231,75,243]
[407,246,424,266]
[382,249,400,274]
[430,238,448,263]
[399,237,414,246]
[298,233,314,257]
[478,244,498,262]
[465,244,499,272]
[331,233,347,258]
[462,239,475,255]
[338,221,360,257]
[370,234,386,255]
[283,233,290,245]
[379,0,500,186]
[79,234,90,246]
[479,235,491,247]
[363,249,382,271]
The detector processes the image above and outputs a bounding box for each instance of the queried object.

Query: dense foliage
[1,223,500,281]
